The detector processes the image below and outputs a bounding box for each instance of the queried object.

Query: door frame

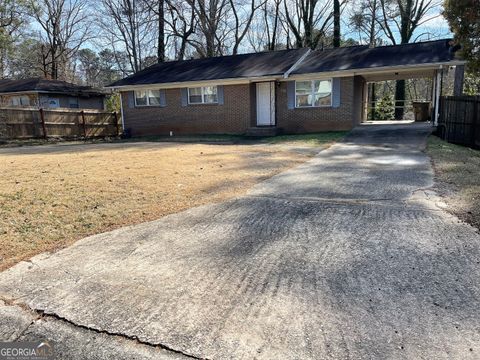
[255,82,276,126]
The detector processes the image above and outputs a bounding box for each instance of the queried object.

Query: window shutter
[181,88,188,106]
[217,85,224,105]
[159,89,166,107]
[127,91,135,108]
[287,81,296,109]
[332,78,341,108]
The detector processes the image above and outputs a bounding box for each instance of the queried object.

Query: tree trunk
[369,0,377,47]
[395,80,405,120]
[333,0,340,47]
[158,0,165,62]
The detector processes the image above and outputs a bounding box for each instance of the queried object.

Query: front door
[256,82,275,126]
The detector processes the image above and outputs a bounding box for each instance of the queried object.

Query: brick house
[109,40,463,136]
[0,78,107,110]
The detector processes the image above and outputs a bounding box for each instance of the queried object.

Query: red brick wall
[276,77,356,133]
[121,84,251,136]
[121,77,360,136]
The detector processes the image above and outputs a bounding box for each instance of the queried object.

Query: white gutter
[107,75,281,91]
[119,92,125,132]
[283,60,466,81]
[283,49,311,79]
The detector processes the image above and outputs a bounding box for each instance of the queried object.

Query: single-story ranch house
[109,39,463,136]
[0,78,107,110]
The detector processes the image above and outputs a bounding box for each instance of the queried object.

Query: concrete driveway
[1,123,479,359]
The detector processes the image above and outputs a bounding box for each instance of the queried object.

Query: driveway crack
[0,296,207,360]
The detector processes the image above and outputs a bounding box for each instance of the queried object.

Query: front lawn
[427,136,480,230]
[0,134,344,270]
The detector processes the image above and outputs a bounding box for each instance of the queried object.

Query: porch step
[245,126,280,137]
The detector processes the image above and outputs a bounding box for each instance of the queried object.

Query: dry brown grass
[427,136,480,231]
[0,140,334,271]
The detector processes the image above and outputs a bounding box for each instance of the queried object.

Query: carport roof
[292,39,458,75]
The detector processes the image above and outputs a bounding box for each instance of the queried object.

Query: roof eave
[106,75,283,91]
[284,60,466,81]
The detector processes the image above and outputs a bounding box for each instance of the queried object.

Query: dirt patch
[427,136,480,230]
[0,137,342,271]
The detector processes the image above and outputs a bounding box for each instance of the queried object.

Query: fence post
[472,99,479,148]
[39,108,47,139]
[113,112,120,136]
[80,110,87,138]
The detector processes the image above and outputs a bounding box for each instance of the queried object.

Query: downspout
[118,90,125,133]
[434,66,443,127]
[283,49,311,79]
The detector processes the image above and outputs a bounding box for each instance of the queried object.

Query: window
[10,95,30,107]
[135,89,161,106]
[69,97,79,109]
[295,79,332,107]
[46,98,60,108]
[188,86,218,104]
[148,90,161,105]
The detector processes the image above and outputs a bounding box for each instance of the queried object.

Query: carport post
[433,68,443,126]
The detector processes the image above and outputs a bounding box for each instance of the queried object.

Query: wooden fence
[0,107,121,140]
[437,96,480,149]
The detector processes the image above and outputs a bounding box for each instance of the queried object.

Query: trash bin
[412,101,431,122]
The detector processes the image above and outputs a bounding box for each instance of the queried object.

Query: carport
[356,61,466,125]
[287,39,465,127]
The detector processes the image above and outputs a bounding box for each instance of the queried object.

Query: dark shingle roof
[109,39,458,87]
[293,39,455,75]
[109,48,308,87]
[0,78,106,96]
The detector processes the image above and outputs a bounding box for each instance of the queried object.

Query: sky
[343,2,452,45]
[31,0,453,57]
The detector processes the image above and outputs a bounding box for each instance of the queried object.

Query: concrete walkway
[1,123,479,359]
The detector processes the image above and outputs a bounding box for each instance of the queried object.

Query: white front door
[256,82,275,126]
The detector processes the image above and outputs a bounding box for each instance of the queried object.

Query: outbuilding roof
[109,39,461,88]
[0,78,106,96]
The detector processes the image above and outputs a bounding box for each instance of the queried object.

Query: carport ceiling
[358,67,438,82]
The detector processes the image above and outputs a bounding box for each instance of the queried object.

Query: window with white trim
[295,79,332,107]
[135,89,161,106]
[188,86,218,104]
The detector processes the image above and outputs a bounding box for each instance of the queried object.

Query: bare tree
[165,0,196,60]
[30,0,91,80]
[189,0,229,57]
[0,0,32,77]
[351,0,382,119]
[98,0,155,73]
[264,0,282,50]
[350,0,381,46]
[378,0,442,119]
[283,0,334,49]
[229,0,265,54]
[332,0,340,47]
[142,0,166,62]
[246,0,283,51]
